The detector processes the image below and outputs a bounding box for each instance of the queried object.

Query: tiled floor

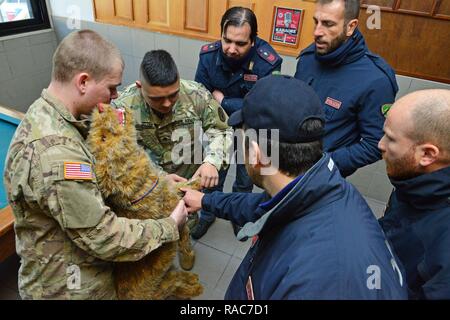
[0,164,387,300]
[190,220,251,300]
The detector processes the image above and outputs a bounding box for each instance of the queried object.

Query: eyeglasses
[147,89,180,104]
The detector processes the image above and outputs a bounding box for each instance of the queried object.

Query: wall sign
[271,7,304,47]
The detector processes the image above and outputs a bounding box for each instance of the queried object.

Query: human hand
[165,174,187,187]
[212,90,225,104]
[180,188,205,213]
[169,200,188,229]
[192,163,219,188]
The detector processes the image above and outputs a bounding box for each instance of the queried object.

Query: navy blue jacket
[294,29,398,177]
[202,154,407,299]
[379,166,450,300]
[195,37,282,116]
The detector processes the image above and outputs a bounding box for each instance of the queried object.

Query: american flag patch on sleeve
[64,162,93,180]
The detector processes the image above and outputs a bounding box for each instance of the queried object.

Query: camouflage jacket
[3,90,179,300]
[113,79,232,179]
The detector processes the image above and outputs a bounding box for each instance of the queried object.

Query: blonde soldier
[3,30,188,300]
[113,50,232,239]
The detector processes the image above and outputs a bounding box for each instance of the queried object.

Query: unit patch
[381,104,392,117]
[218,107,227,122]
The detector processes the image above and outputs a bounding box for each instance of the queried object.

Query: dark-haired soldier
[195,7,283,238]
[113,50,232,238]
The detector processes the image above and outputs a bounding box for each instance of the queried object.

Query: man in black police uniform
[195,6,282,238]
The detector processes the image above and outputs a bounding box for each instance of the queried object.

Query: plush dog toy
[87,103,203,300]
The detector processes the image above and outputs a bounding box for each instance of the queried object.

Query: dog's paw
[179,250,195,271]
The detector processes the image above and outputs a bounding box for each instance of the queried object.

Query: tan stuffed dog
[87,103,203,300]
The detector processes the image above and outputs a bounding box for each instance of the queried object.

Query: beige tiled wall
[0,30,57,112]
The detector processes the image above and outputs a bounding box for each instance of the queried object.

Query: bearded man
[295,0,398,177]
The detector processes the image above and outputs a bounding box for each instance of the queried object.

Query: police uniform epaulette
[365,51,386,70]
[365,51,398,92]
[257,47,280,65]
[365,51,386,65]
[200,41,220,54]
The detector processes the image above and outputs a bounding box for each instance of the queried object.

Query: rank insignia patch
[258,49,279,65]
[201,42,219,54]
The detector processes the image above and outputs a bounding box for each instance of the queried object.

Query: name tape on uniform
[325,97,342,110]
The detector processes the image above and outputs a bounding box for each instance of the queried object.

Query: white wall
[48,0,94,21]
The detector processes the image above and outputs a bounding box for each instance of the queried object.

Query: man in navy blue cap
[182,75,407,299]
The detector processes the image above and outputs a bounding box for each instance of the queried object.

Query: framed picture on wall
[270,6,305,47]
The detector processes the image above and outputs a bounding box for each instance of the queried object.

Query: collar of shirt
[258,174,304,212]
[41,89,91,137]
[145,99,182,128]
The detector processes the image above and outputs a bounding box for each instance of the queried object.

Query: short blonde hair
[52,29,124,83]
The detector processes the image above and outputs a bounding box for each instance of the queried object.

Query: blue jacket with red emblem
[294,29,398,177]
[202,154,408,299]
[195,37,282,116]
[379,166,450,300]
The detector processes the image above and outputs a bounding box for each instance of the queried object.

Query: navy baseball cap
[228,75,325,143]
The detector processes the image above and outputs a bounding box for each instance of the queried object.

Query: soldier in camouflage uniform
[3,30,188,300]
[113,50,232,239]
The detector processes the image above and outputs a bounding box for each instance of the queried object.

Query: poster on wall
[271,7,304,46]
